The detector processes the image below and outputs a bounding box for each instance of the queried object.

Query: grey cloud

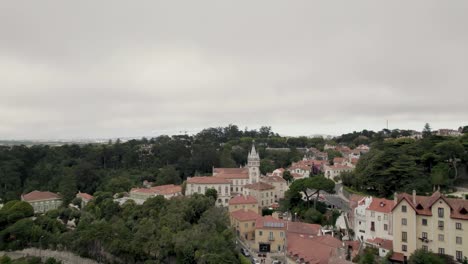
[1,0,467,139]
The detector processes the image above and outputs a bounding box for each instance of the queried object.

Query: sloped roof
[21,191,61,202]
[392,191,468,220]
[244,182,275,191]
[367,197,393,213]
[366,237,393,250]
[76,192,94,201]
[230,209,261,221]
[187,176,230,184]
[287,233,343,264]
[213,168,249,179]
[287,222,321,236]
[262,175,286,183]
[229,195,258,205]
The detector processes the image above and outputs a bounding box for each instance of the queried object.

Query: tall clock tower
[247,141,260,183]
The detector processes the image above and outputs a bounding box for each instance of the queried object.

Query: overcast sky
[1,1,467,139]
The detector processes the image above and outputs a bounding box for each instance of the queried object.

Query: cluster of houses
[228,194,351,263]
[350,190,468,263]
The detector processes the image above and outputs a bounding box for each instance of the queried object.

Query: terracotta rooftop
[287,222,321,236]
[230,209,261,221]
[262,175,286,183]
[76,192,94,201]
[390,252,405,262]
[21,191,61,202]
[367,197,393,213]
[393,191,468,220]
[366,237,393,250]
[333,157,346,164]
[255,215,286,229]
[324,164,353,170]
[131,184,182,195]
[244,182,275,191]
[287,233,343,264]
[187,176,231,184]
[213,167,249,179]
[229,195,258,205]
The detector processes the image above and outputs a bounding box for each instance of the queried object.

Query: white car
[252,258,260,264]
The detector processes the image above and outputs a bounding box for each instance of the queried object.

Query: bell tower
[248,141,260,183]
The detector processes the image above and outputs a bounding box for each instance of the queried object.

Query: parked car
[241,248,250,257]
[251,258,260,264]
[272,260,281,264]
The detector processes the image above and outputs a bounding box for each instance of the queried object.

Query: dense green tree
[204,188,218,202]
[282,171,293,182]
[408,249,444,264]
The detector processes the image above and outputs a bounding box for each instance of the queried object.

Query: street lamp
[39,235,44,260]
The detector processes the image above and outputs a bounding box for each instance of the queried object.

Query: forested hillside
[342,133,468,197]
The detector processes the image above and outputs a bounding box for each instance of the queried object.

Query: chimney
[412,190,416,205]
[394,192,398,205]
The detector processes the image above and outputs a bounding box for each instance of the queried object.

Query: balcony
[418,237,429,243]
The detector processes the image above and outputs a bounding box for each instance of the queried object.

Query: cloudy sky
[1,1,467,139]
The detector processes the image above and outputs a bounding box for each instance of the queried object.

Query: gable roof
[76,192,94,201]
[287,233,343,264]
[244,182,275,191]
[287,222,321,236]
[392,191,468,220]
[187,176,231,184]
[229,195,258,205]
[21,191,61,202]
[367,197,393,213]
[230,209,261,221]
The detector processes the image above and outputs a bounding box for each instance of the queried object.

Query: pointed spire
[250,141,257,157]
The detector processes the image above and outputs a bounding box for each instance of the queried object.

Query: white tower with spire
[247,141,260,183]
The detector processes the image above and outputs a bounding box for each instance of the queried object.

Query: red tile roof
[392,191,468,220]
[229,195,258,205]
[333,157,346,164]
[367,197,393,213]
[21,191,61,202]
[187,176,231,184]
[131,184,182,195]
[366,237,393,250]
[76,192,94,201]
[287,233,343,264]
[287,222,321,236]
[230,209,261,221]
[213,168,248,174]
[390,252,405,262]
[262,175,286,183]
[244,182,275,191]
[255,215,286,229]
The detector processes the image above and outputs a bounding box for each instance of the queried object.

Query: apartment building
[185,176,231,206]
[255,215,286,253]
[261,175,288,201]
[230,209,260,240]
[392,190,468,262]
[228,195,259,214]
[243,182,275,208]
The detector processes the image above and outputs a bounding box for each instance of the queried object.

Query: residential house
[185,176,231,206]
[255,216,286,253]
[324,164,353,182]
[354,197,393,242]
[228,195,259,214]
[392,190,468,262]
[261,175,288,201]
[243,182,275,208]
[21,190,62,213]
[230,209,260,240]
[76,192,94,208]
[130,184,182,201]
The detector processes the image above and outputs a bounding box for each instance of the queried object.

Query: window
[456,222,462,230]
[422,232,428,239]
[259,231,263,236]
[422,245,428,251]
[370,222,375,232]
[438,248,445,255]
[402,218,407,226]
[422,219,427,226]
[402,205,407,212]
[438,234,444,242]
[438,207,444,218]
[402,232,407,242]
[456,251,463,261]
[438,220,444,230]
[402,245,407,252]
[457,236,462,245]
[280,232,284,237]
[245,223,248,228]
[378,216,381,221]
[384,224,388,231]
[198,186,201,193]
[371,211,375,217]
[225,186,229,194]
[384,214,388,220]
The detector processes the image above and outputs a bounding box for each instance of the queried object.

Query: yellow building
[230,209,260,240]
[243,182,275,208]
[255,215,286,253]
[228,195,259,214]
[392,191,468,262]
